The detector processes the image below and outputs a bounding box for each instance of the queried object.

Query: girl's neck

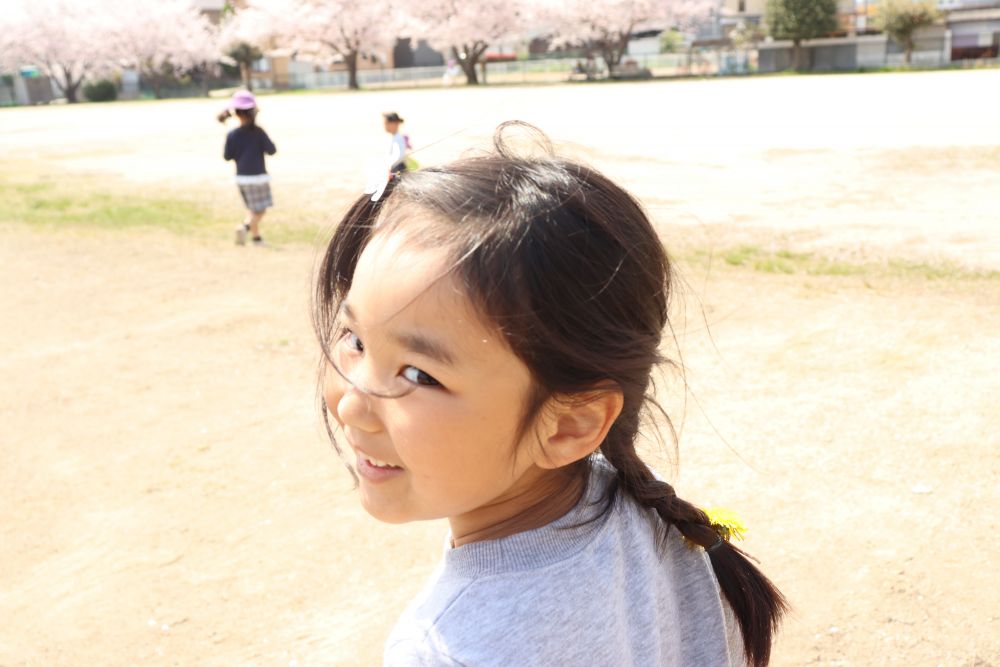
[449,465,586,548]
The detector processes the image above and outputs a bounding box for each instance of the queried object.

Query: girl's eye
[342,329,363,352]
[401,366,441,387]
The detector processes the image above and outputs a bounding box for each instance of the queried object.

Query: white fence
[287,53,698,90]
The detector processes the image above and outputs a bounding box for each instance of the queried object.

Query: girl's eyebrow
[341,302,455,366]
[392,331,456,366]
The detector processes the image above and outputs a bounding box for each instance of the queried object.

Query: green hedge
[84,79,117,102]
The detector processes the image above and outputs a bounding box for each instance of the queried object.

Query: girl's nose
[334,384,382,434]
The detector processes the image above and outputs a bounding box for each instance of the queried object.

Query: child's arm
[224,133,235,161]
[262,131,276,156]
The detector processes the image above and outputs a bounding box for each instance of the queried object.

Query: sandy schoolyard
[2,69,998,666]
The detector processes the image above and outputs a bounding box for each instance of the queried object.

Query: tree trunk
[792,40,803,71]
[454,46,479,85]
[601,29,632,75]
[199,65,210,97]
[600,45,616,72]
[904,39,913,64]
[614,30,630,67]
[461,58,478,84]
[240,62,253,91]
[345,51,359,90]
[59,66,80,103]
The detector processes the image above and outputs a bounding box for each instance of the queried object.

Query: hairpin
[363,142,402,203]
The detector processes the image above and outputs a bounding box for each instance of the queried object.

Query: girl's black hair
[218,107,259,127]
[235,107,257,128]
[313,123,787,666]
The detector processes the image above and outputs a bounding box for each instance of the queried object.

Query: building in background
[719,0,767,33]
[392,39,446,68]
[755,0,1000,70]
[8,67,56,105]
[843,0,1000,42]
[943,0,1000,58]
[192,0,244,25]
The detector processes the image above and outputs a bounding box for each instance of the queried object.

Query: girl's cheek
[322,378,343,423]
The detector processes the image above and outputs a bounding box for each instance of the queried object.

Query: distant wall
[758,29,949,72]
[13,75,55,105]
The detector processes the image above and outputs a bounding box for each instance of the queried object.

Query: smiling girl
[314,125,786,666]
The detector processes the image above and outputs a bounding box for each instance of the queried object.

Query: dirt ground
[2,70,999,666]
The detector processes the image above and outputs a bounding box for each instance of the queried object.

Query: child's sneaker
[235,225,248,245]
[252,236,266,247]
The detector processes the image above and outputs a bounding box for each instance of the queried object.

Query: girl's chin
[358,491,414,525]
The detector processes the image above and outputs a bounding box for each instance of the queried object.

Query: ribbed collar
[442,463,615,579]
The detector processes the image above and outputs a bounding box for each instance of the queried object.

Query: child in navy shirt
[218,90,276,246]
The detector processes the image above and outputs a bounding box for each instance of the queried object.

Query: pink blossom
[1,0,119,102]
[236,0,399,90]
[409,0,527,85]
[538,0,713,67]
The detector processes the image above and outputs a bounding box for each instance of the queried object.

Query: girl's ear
[534,389,624,469]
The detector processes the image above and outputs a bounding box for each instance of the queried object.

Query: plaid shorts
[238,182,273,212]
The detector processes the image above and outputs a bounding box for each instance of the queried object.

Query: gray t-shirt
[384,461,745,666]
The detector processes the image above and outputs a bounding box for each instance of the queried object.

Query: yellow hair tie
[705,507,747,543]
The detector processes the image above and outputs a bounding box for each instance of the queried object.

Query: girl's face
[384,119,400,134]
[322,227,549,537]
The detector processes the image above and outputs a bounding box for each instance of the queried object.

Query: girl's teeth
[366,456,394,468]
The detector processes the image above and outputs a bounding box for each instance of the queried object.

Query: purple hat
[230,90,257,110]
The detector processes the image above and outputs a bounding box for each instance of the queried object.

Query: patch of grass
[724,244,761,266]
[0,177,328,246]
[686,244,999,282]
[0,181,213,233]
[806,259,868,277]
[753,257,796,274]
[886,259,1000,281]
[266,220,329,246]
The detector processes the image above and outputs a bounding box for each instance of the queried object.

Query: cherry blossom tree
[541,0,712,70]
[410,0,526,85]
[238,0,397,90]
[1,0,118,103]
[3,0,218,102]
[0,10,20,72]
[109,0,217,98]
[217,5,271,91]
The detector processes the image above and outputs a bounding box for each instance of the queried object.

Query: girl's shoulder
[385,463,738,665]
[230,124,267,135]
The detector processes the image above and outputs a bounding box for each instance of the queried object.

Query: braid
[601,421,787,667]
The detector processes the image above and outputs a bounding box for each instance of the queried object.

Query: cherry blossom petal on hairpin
[362,142,402,203]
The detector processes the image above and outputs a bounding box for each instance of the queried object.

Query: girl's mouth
[362,454,399,469]
[356,453,404,482]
